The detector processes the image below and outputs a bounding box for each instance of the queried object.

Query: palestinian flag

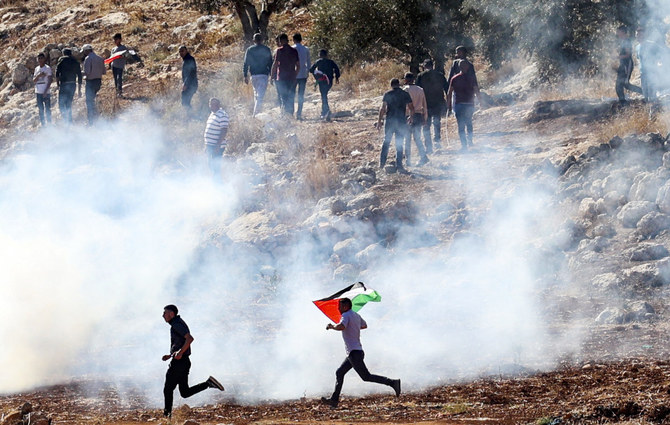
[313,282,381,323]
[104,50,128,65]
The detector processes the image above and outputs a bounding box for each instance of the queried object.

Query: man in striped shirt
[204,98,229,176]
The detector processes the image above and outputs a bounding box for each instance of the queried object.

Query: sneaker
[320,396,338,408]
[206,376,225,391]
[392,379,401,397]
[417,157,429,166]
[163,410,172,418]
[397,166,409,174]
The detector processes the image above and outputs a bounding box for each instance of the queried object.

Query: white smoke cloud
[0,106,581,409]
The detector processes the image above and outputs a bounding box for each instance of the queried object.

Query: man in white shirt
[403,72,429,166]
[321,298,401,408]
[204,97,229,177]
[33,53,53,126]
[292,33,311,120]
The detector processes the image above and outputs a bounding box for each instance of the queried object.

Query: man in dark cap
[161,304,224,418]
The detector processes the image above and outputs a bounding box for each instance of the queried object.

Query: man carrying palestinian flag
[315,283,400,408]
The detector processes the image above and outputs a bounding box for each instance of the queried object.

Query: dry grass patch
[595,106,669,143]
[340,60,407,98]
[301,128,342,199]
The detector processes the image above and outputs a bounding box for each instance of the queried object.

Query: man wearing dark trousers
[321,298,401,408]
[162,304,224,418]
[417,59,448,152]
[110,33,127,97]
[309,49,340,121]
[377,78,414,173]
[55,48,82,125]
[271,33,299,115]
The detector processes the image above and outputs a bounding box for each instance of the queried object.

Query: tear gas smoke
[1,107,580,408]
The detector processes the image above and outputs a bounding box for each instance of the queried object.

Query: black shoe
[397,166,409,174]
[392,379,401,397]
[207,376,225,391]
[320,396,338,408]
[163,410,171,418]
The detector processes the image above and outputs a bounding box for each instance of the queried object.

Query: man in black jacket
[55,48,82,124]
[161,304,224,418]
[416,59,447,152]
[243,33,273,116]
[310,49,340,121]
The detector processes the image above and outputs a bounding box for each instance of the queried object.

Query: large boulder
[591,272,621,291]
[37,7,88,31]
[81,12,130,28]
[624,243,669,261]
[346,191,380,211]
[625,300,655,322]
[629,172,665,202]
[354,243,386,266]
[48,48,62,65]
[620,260,670,287]
[333,237,363,262]
[636,212,670,239]
[226,211,277,244]
[578,197,599,220]
[595,307,625,324]
[11,64,30,86]
[617,201,656,228]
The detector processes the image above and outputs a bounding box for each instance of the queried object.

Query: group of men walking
[377,47,481,172]
[34,33,128,126]
[243,32,340,121]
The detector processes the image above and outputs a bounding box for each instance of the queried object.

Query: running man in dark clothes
[162,304,224,418]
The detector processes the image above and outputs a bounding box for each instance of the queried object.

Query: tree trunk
[233,1,256,44]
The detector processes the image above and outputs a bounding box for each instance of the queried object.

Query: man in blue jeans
[447,60,479,151]
[162,304,224,418]
[321,298,401,408]
[292,33,311,120]
[55,48,82,124]
[271,34,299,115]
[376,79,414,173]
[82,44,106,124]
